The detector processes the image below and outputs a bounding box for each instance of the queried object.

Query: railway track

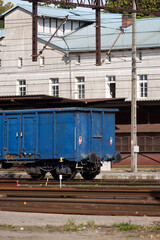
[0,179,160,188]
[0,186,160,216]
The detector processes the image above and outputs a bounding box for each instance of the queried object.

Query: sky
[3,0,94,12]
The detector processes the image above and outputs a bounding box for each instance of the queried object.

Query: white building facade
[0,4,160,101]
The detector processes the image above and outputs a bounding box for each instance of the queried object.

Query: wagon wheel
[50,168,76,181]
[81,172,97,180]
[30,171,46,180]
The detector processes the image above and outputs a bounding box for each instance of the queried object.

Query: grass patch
[63,219,85,231]
[0,224,20,231]
[86,221,96,228]
[150,222,160,231]
[113,222,140,231]
[0,220,160,238]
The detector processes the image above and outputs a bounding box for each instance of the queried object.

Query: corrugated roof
[45,17,160,52]
[2,4,160,52]
[2,3,122,23]
[1,3,96,22]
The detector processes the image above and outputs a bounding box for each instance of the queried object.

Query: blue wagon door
[21,114,35,157]
[5,115,20,156]
[0,115,2,159]
[92,112,102,157]
[56,112,75,160]
[37,112,54,159]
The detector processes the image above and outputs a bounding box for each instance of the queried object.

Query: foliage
[63,219,84,231]
[0,0,13,14]
[56,0,75,9]
[106,0,160,18]
[38,3,52,7]
[0,0,14,28]
[113,222,140,231]
[150,222,160,231]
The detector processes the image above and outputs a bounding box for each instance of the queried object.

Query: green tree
[56,0,75,9]
[107,0,160,18]
[38,3,51,7]
[0,0,13,14]
[0,0,14,28]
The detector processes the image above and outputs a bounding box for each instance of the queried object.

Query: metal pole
[69,55,72,99]
[96,0,101,65]
[38,15,68,57]
[131,0,137,172]
[32,0,37,62]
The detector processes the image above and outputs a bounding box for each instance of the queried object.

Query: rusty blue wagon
[0,108,121,180]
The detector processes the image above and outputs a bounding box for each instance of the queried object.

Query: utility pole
[131,0,138,172]
[32,0,37,61]
[96,0,101,65]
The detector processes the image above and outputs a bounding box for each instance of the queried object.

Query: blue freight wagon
[0,108,121,180]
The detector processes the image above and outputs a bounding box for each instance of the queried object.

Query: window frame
[18,58,23,68]
[76,55,81,64]
[116,133,160,153]
[137,74,148,98]
[75,77,85,99]
[40,56,45,67]
[17,79,26,96]
[50,78,59,97]
[106,75,116,98]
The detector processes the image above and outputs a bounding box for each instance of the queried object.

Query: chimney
[122,14,132,28]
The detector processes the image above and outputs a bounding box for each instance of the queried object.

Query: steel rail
[0,179,160,188]
[0,187,160,216]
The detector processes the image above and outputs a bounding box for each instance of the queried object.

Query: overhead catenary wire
[1,57,160,71]
[0,73,159,85]
[0,87,159,96]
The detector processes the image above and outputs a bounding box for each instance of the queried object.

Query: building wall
[38,17,84,35]
[0,8,71,97]
[0,7,160,101]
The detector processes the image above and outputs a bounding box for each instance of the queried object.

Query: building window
[108,76,116,82]
[49,18,51,33]
[108,55,112,62]
[76,77,85,99]
[17,80,26,96]
[76,55,81,64]
[43,17,45,33]
[63,23,65,34]
[138,75,147,98]
[18,58,23,68]
[116,135,131,153]
[71,21,73,31]
[138,135,160,152]
[40,56,45,67]
[116,134,160,153]
[50,78,59,97]
[105,55,111,63]
[138,52,142,61]
[106,76,116,98]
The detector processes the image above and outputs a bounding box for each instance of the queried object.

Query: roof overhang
[0,95,125,110]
